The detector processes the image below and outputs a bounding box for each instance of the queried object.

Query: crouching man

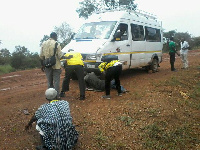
[25,88,78,150]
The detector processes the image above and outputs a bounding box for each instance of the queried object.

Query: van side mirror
[112,31,122,41]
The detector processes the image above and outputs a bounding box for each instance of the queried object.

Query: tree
[0,48,11,65]
[163,30,176,40]
[24,52,41,68]
[163,30,193,52]
[119,0,137,10]
[54,22,74,48]
[77,0,137,19]
[40,35,49,46]
[193,36,200,48]
[11,46,28,69]
[76,0,98,19]
[11,46,40,69]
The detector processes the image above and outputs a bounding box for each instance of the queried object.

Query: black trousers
[169,52,175,71]
[61,65,85,97]
[105,65,122,95]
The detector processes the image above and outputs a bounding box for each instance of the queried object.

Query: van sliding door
[130,23,146,68]
[145,26,162,64]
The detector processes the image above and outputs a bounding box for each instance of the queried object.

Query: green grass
[117,115,134,126]
[93,130,130,149]
[141,122,200,150]
[93,130,108,148]
[0,64,15,75]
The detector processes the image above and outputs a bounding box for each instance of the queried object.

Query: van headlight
[95,53,102,62]
[86,54,96,60]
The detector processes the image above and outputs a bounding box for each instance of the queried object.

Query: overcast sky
[0,0,199,53]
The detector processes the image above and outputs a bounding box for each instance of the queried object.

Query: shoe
[85,88,94,91]
[60,92,65,97]
[171,69,177,72]
[79,95,85,100]
[102,95,111,99]
[118,93,122,96]
[36,145,47,150]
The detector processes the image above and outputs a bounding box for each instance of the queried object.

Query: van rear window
[145,27,161,42]
[131,24,145,41]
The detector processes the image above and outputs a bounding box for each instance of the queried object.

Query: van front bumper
[84,62,101,75]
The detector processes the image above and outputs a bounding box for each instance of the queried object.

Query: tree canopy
[40,35,49,47]
[11,46,40,69]
[76,0,137,19]
[54,22,74,49]
[163,30,200,52]
[0,48,11,65]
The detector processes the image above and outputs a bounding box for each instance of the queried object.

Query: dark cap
[50,32,57,38]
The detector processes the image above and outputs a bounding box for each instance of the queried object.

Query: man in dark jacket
[84,72,127,92]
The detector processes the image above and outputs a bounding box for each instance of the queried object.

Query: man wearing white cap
[25,88,78,150]
[180,38,190,69]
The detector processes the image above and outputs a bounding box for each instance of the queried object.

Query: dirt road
[0,50,199,150]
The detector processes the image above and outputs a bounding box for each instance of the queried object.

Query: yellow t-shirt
[98,60,120,72]
[64,51,84,66]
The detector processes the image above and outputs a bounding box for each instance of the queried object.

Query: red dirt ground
[0,50,200,150]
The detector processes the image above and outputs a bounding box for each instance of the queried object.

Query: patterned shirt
[40,38,63,69]
[35,100,78,150]
[98,60,121,72]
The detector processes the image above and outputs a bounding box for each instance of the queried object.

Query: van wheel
[144,66,150,73]
[151,59,158,73]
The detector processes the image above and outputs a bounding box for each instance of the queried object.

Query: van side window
[131,24,144,41]
[115,23,128,41]
[145,27,161,42]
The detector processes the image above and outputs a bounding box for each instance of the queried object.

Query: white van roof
[86,9,161,28]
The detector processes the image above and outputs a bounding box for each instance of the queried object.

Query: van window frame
[114,23,129,41]
[145,26,161,42]
[131,24,145,41]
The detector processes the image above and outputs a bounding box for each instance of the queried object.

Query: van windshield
[74,21,117,39]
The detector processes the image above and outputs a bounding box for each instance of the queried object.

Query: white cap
[45,88,57,100]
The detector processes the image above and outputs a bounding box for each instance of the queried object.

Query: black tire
[151,59,158,73]
[144,66,150,73]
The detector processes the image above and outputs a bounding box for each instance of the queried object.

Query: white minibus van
[62,9,163,75]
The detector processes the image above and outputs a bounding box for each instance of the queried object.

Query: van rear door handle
[126,44,130,47]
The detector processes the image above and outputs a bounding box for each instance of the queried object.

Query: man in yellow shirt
[98,55,122,99]
[40,32,63,98]
[60,49,85,100]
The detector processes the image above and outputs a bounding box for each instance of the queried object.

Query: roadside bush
[0,65,15,75]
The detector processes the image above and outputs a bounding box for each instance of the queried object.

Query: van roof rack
[95,7,157,20]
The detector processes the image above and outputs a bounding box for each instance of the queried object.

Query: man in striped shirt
[25,88,78,150]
